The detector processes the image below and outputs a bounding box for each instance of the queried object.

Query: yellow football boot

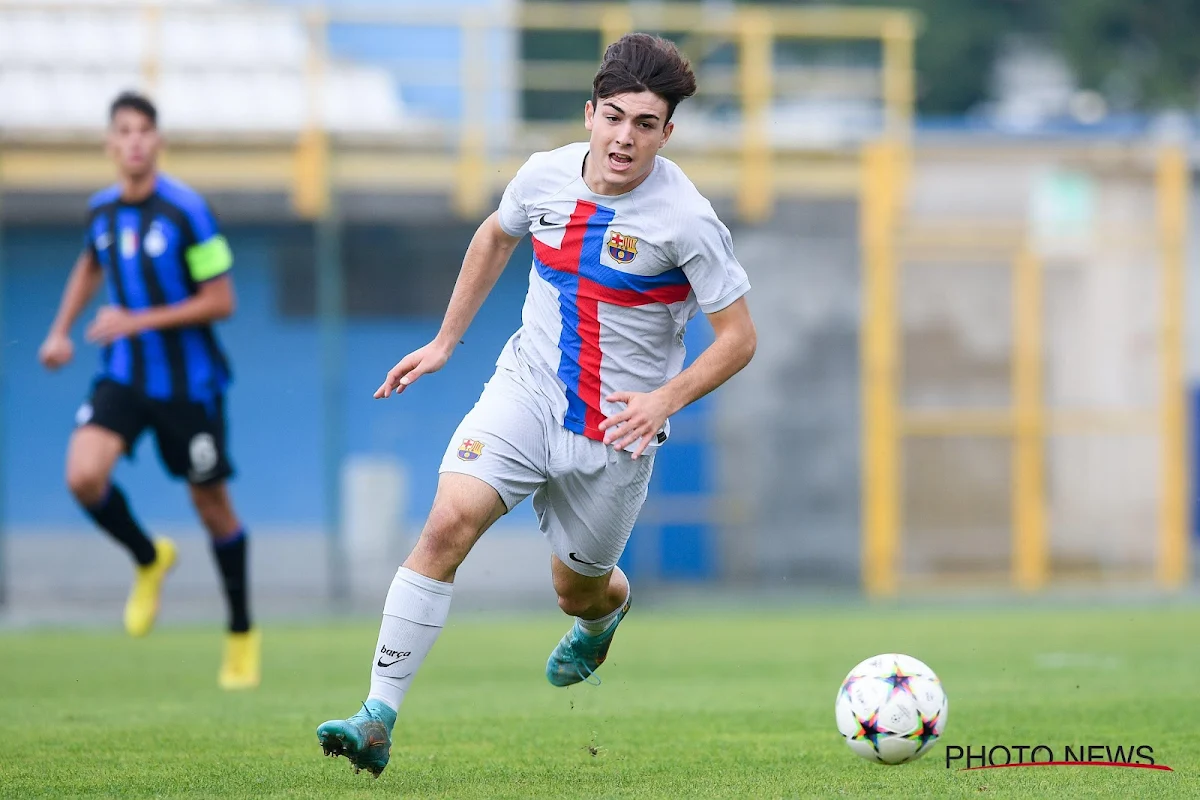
[219,628,262,690]
[123,537,178,637]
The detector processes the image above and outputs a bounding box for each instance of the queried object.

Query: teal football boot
[545,598,631,687]
[317,699,397,778]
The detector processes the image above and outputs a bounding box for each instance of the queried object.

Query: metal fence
[861,140,1191,595]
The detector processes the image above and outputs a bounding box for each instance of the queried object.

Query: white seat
[159,11,217,69]
[0,14,23,66]
[62,11,143,68]
[157,69,301,133]
[3,11,60,68]
[67,69,145,129]
[0,68,134,130]
[0,69,51,128]
[159,71,230,132]
[0,3,414,136]
[256,15,308,69]
[250,71,307,131]
[324,64,407,132]
[50,71,106,128]
[156,70,204,130]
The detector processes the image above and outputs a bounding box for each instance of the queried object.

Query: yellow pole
[1156,145,1190,589]
[454,18,489,219]
[880,14,915,144]
[737,11,773,224]
[880,14,915,205]
[140,4,164,170]
[140,4,161,97]
[1011,245,1048,591]
[293,8,330,219]
[860,142,900,597]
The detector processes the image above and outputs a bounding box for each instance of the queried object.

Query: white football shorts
[438,364,654,577]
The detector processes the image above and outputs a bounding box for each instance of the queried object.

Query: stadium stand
[0,0,409,134]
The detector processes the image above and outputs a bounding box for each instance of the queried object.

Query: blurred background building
[0,0,1196,622]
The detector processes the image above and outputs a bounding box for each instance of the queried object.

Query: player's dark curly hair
[592,33,697,122]
[109,90,157,127]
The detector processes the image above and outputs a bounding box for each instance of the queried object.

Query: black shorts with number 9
[77,378,235,486]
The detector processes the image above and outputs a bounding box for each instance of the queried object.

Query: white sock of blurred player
[366,566,453,711]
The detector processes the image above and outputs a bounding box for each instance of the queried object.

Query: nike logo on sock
[376,657,407,668]
[376,646,411,670]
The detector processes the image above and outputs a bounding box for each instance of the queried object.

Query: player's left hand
[599,390,671,459]
[86,306,142,345]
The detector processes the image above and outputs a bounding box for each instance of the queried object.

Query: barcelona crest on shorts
[457,438,485,461]
[608,231,638,263]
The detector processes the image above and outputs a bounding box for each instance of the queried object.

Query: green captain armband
[186,235,233,282]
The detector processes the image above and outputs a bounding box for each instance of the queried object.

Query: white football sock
[366,566,453,712]
[577,573,630,635]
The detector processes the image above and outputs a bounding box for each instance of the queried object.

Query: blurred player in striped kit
[39,91,258,690]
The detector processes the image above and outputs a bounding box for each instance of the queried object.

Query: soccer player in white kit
[318,33,757,777]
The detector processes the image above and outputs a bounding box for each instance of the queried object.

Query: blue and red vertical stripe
[531,200,691,439]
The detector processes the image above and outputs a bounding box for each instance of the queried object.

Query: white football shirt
[495,142,750,445]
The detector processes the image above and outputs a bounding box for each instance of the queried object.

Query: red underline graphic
[960,761,1174,772]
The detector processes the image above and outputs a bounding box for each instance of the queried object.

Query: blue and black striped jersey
[85,174,234,402]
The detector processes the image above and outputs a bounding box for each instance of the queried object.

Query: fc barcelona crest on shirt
[608,231,638,263]
[457,438,485,461]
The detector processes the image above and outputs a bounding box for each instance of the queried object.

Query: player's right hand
[38,332,74,370]
[374,341,453,398]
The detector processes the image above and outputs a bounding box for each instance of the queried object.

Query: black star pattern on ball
[840,674,863,700]
[905,711,941,749]
[853,711,885,751]
[884,663,914,698]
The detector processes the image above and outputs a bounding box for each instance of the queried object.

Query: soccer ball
[835,653,948,765]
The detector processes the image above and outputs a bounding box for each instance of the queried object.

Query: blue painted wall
[1,224,716,579]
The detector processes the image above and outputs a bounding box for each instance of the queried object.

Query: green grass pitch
[1,603,1197,798]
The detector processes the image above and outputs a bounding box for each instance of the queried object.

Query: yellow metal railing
[1010,244,1047,591]
[859,141,902,597]
[0,1,918,223]
[860,145,1192,595]
[1157,146,1191,589]
[307,2,919,222]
